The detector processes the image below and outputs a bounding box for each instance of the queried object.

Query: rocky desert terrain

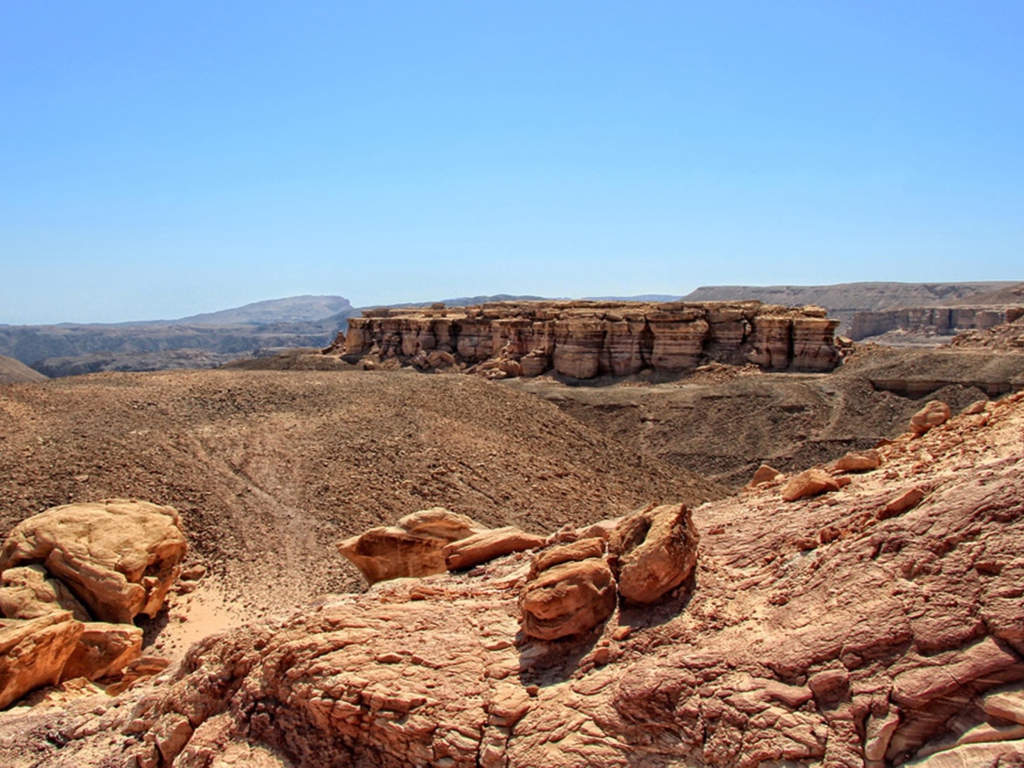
[1,302,1024,766]
[0,368,719,657]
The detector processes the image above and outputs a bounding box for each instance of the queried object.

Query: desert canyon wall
[340,300,841,378]
[850,306,1024,342]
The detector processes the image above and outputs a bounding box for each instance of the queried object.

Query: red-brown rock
[910,400,952,435]
[520,556,617,640]
[609,503,699,604]
[781,468,841,502]
[443,527,546,571]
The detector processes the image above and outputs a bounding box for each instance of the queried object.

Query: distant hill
[0,295,357,373]
[0,355,48,385]
[177,295,353,325]
[361,294,552,310]
[683,282,1020,332]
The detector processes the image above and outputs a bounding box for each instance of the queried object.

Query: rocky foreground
[1,392,1024,766]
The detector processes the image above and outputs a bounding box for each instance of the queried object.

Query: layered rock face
[339,301,841,378]
[0,500,186,709]
[849,306,1024,341]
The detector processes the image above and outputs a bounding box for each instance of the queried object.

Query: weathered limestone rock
[0,612,84,709]
[343,300,841,379]
[520,556,617,640]
[60,621,143,682]
[782,469,841,502]
[609,503,699,604]
[337,508,482,585]
[746,314,793,370]
[791,315,842,371]
[0,500,187,624]
[444,527,546,571]
[910,400,952,435]
[833,449,882,473]
[0,564,90,621]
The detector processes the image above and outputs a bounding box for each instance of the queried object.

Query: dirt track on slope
[0,368,720,651]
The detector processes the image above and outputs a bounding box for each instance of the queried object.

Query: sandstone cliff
[850,306,1024,342]
[339,300,841,378]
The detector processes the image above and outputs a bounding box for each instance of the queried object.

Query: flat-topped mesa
[343,300,841,378]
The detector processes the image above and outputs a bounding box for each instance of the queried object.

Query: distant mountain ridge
[0,295,357,372]
[683,282,1020,332]
[176,295,353,325]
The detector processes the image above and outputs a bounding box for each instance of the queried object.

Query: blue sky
[1,2,1022,324]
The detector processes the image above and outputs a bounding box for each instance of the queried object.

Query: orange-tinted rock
[0,500,187,624]
[529,537,605,578]
[520,557,617,640]
[0,612,83,709]
[833,449,882,473]
[910,400,952,435]
[0,564,90,621]
[61,621,142,682]
[337,508,482,585]
[878,487,927,520]
[747,464,781,487]
[782,469,841,502]
[609,503,699,604]
[443,527,545,571]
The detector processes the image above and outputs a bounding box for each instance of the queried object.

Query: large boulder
[338,508,482,585]
[0,612,84,709]
[609,503,699,604]
[0,500,187,624]
[520,549,617,641]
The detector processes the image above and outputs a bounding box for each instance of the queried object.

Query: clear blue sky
[2,1,1021,324]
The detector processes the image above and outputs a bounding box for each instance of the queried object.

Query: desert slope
[0,355,47,385]
[0,369,721,626]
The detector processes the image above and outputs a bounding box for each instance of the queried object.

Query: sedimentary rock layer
[340,300,841,378]
[849,306,1024,341]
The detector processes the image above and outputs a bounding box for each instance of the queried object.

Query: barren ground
[0,368,719,655]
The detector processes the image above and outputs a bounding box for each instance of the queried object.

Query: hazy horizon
[3,2,1022,325]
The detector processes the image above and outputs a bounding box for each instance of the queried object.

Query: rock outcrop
[337,508,483,585]
[910,400,952,436]
[781,468,841,502]
[340,300,841,378]
[608,503,699,604]
[520,543,617,640]
[0,500,186,709]
[850,305,1024,341]
[0,613,83,709]
[444,527,547,571]
[0,499,187,624]
[6,396,1024,766]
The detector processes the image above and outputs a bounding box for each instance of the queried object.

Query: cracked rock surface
[2,393,1024,765]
